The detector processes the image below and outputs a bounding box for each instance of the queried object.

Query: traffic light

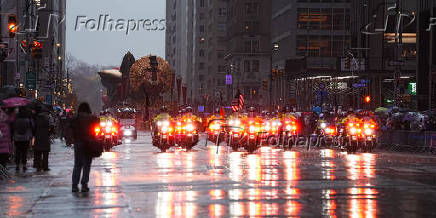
[345,58,351,69]
[8,14,17,38]
[31,40,43,59]
[262,79,268,90]
[364,95,371,103]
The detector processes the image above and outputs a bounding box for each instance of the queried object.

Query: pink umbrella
[2,97,31,107]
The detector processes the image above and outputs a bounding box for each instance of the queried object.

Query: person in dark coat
[12,108,34,171]
[71,103,99,193]
[33,105,52,171]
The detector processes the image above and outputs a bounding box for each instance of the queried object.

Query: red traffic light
[8,14,17,37]
[364,96,371,103]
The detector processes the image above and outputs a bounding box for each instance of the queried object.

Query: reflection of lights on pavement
[229,152,243,182]
[102,152,117,160]
[248,189,261,201]
[283,151,297,159]
[249,202,261,217]
[230,201,245,217]
[321,189,337,217]
[156,191,173,218]
[209,204,225,217]
[8,195,23,216]
[348,188,377,218]
[362,153,375,178]
[320,149,334,158]
[346,154,361,181]
[247,155,261,182]
[229,189,243,200]
[157,153,174,176]
[210,189,225,200]
[285,200,301,216]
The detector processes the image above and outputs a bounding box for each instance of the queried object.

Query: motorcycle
[95,120,119,151]
[153,119,175,152]
[345,121,363,153]
[262,118,281,146]
[207,119,225,144]
[362,122,377,152]
[175,119,199,150]
[226,118,245,151]
[244,119,262,152]
[280,118,300,149]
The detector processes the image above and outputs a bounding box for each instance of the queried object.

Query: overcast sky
[66,0,166,66]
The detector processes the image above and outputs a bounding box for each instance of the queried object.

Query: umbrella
[2,97,31,107]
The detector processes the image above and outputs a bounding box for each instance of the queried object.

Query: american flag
[231,90,244,112]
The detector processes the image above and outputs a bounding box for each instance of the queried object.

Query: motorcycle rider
[152,106,172,136]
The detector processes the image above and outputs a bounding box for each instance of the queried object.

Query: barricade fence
[378,130,436,153]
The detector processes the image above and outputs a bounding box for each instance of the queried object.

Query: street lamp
[270,43,279,108]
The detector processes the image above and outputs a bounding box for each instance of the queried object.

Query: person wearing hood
[0,108,12,168]
[33,105,52,171]
[11,107,34,171]
[71,102,99,193]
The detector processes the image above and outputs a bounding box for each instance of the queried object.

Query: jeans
[15,141,30,167]
[72,143,93,187]
[34,151,49,170]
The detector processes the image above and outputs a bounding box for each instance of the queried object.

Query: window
[199,25,205,33]
[245,2,259,15]
[244,40,260,53]
[217,23,226,32]
[244,60,251,72]
[199,49,205,57]
[199,75,204,81]
[218,65,226,72]
[218,8,227,16]
[252,60,259,72]
[199,62,205,70]
[199,13,205,20]
[217,51,224,59]
[244,21,259,33]
[200,0,205,7]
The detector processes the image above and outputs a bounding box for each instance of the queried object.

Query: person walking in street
[12,108,34,172]
[33,105,52,171]
[0,108,12,169]
[71,103,100,193]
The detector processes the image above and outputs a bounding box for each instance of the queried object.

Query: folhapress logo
[75,15,166,35]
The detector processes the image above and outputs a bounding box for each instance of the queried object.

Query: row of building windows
[297,8,350,31]
[296,35,351,57]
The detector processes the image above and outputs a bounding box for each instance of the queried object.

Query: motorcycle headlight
[286,125,292,131]
[107,121,113,127]
[264,125,271,131]
[185,123,195,131]
[320,123,327,129]
[161,126,168,133]
[350,127,357,135]
[249,125,256,133]
[124,129,132,136]
[105,126,111,133]
[157,121,162,126]
[364,128,373,135]
[163,120,170,126]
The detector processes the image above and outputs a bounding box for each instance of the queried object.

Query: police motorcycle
[174,107,200,150]
[95,111,120,151]
[116,107,138,141]
[152,106,175,152]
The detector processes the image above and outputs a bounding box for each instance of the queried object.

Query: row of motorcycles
[205,114,377,153]
[152,117,200,152]
[150,109,378,153]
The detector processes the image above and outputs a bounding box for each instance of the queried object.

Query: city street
[1,132,436,217]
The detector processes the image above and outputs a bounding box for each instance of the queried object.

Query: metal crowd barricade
[378,130,436,153]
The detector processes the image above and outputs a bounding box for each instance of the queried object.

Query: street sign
[408,83,417,95]
[226,74,232,85]
[25,71,36,89]
[198,105,204,112]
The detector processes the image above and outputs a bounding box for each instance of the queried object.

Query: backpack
[14,117,33,142]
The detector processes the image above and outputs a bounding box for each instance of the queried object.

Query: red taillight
[94,127,101,136]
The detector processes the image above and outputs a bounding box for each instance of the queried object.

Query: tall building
[271,0,353,109]
[0,0,66,105]
[165,0,194,105]
[225,0,272,106]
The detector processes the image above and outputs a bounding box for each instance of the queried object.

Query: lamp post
[270,43,279,109]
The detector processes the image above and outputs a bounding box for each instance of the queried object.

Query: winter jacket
[34,112,51,152]
[0,111,12,154]
[72,113,99,149]
[12,116,34,142]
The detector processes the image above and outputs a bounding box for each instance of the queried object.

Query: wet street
[1,132,436,217]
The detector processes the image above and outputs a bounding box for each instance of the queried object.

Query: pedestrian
[33,105,52,171]
[71,102,100,193]
[11,107,34,172]
[0,108,12,169]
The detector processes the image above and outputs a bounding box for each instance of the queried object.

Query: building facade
[225,0,272,107]
[0,0,66,105]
